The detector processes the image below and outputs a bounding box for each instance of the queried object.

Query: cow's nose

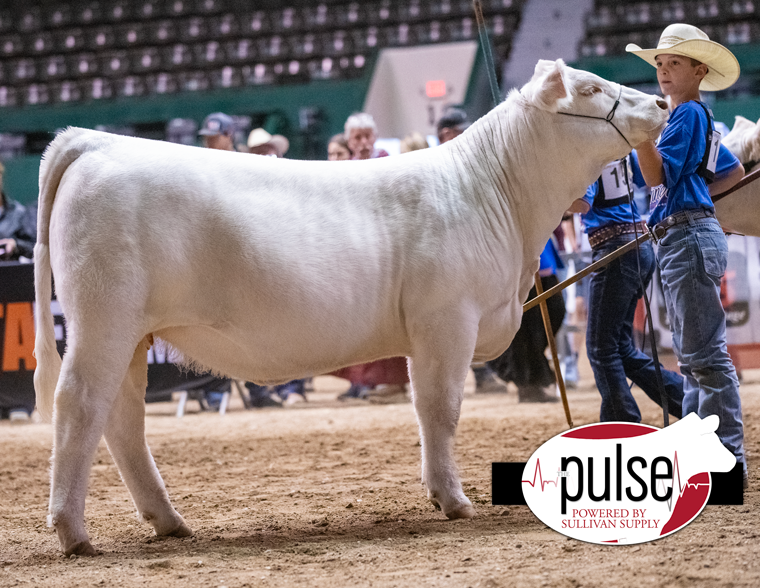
[655,98,668,110]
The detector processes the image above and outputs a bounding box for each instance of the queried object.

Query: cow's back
[48,131,484,382]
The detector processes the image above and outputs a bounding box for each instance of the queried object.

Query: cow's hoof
[444,504,477,520]
[63,540,99,557]
[162,521,193,538]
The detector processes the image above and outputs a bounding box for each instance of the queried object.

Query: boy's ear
[695,62,709,81]
[522,59,568,112]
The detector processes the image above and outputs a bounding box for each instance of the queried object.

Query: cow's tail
[34,127,98,423]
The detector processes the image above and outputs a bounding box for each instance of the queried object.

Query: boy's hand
[634,141,665,187]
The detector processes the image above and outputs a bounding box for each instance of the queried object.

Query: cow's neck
[454,94,616,266]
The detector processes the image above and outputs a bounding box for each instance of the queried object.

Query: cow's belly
[154,319,412,384]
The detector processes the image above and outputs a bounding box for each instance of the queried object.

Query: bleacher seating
[577,0,760,98]
[580,0,760,58]
[0,0,525,109]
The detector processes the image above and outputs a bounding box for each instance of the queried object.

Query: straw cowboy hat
[246,128,289,155]
[626,23,740,91]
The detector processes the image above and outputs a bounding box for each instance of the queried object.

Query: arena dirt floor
[1,355,759,588]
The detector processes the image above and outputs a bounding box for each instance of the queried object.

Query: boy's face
[655,53,707,100]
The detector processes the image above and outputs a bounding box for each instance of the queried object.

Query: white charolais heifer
[34,59,668,555]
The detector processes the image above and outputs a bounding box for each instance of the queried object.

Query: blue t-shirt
[581,152,645,233]
[648,100,740,225]
[539,238,564,274]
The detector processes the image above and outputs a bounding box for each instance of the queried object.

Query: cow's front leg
[408,313,478,520]
[103,338,192,540]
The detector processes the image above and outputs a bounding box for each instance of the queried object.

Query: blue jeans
[587,235,684,422]
[656,216,745,470]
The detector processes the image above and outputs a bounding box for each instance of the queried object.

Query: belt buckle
[649,224,664,243]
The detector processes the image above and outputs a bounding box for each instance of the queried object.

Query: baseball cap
[436,107,471,132]
[198,112,235,136]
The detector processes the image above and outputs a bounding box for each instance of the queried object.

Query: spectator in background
[198,112,236,151]
[437,106,471,145]
[345,113,389,160]
[436,108,509,395]
[245,128,290,158]
[199,113,282,409]
[327,133,352,161]
[0,162,35,262]
[400,132,429,153]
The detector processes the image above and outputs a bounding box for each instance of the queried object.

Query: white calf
[34,59,668,555]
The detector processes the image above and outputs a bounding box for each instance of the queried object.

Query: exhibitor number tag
[706,130,721,175]
[600,160,631,201]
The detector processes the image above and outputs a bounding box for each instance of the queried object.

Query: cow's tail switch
[33,127,94,423]
[33,243,60,423]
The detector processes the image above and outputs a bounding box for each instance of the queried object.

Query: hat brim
[198,129,228,136]
[626,39,740,91]
[248,135,289,154]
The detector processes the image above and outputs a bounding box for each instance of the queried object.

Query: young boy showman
[627,23,748,487]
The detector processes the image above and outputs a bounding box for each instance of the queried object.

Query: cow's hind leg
[103,337,192,540]
[49,336,138,556]
[408,312,478,520]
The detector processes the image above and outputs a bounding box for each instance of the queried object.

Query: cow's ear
[523,59,568,112]
[733,115,753,129]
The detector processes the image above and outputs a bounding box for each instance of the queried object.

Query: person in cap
[245,128,289,158]
[198,112,236,151]
[628,23,747,486]
[436,107,471,145]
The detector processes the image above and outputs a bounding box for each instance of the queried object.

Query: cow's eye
[581,86,601,96]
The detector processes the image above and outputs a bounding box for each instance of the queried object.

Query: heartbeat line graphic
[665,451,710,510]
[521,458,564,491]
[522,452,710,504]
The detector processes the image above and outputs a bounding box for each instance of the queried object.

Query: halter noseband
[557,85,632,148]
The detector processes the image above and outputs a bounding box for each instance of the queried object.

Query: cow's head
[521,59,668,160]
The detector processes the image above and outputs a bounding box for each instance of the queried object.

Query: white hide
[34,59,668,556]
[714,179,760,237]
[722,115,760,171]
[712,115,760,237]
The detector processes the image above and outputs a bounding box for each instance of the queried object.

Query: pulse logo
[522,414,736,544]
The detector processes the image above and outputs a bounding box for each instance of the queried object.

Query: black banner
[0,261,214,411]
[492,461,743,507]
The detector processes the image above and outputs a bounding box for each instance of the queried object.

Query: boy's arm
[567,182,595,214]
[634,141,665,187]
[567,198,590,214]
[709,162,744,197]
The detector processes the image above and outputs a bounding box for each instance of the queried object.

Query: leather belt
[649,208,715,242]
[588,221,648,249]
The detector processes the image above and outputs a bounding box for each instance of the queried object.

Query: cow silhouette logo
[522,414,736,544]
